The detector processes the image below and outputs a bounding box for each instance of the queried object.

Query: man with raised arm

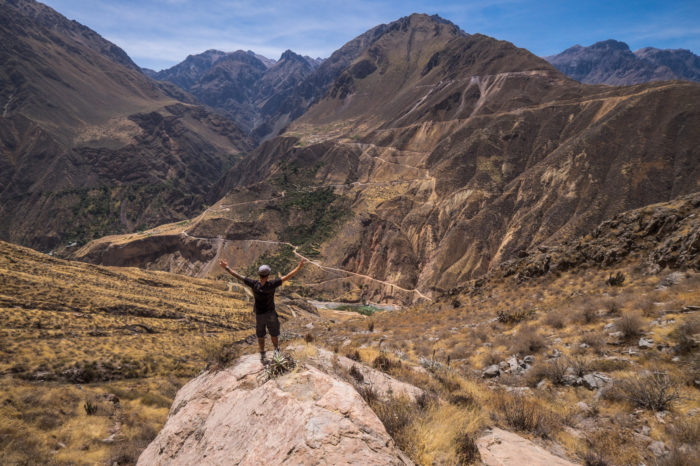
[219,258,306,362]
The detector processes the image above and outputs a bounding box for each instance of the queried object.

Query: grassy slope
[0,240,254,464]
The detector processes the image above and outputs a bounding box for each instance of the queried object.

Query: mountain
[546,40,700,85]
[0,0,253,251]
[152,48,322,137]
[77,14,700,304]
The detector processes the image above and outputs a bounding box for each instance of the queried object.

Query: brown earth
[77,14,700,305]
[0,0,252,251]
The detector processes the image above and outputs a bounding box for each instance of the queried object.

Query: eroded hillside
[77,14,700,305]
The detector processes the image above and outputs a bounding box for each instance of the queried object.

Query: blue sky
[41,0,700,71]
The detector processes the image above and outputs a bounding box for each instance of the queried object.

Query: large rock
[137,353,412,465]
[477,428,578,466]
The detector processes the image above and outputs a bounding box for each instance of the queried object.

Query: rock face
[546,40,700,85]
[78,14,700,305]
[477,428,578,466]
[137,353,413,465]
[0,0,252,250]
[153,49,322,139]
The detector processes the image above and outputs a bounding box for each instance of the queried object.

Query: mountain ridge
[546,39,700,85]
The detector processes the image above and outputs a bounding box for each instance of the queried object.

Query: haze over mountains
[546,40,700,85]
[76,14,700,304]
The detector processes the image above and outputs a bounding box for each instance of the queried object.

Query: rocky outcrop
[137,352,413,465]
[477,428,578,466]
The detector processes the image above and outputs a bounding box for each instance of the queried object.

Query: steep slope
[153,48,321,137]
[546,40,700,85]
[0,0,252,250]
[77,14,700,305]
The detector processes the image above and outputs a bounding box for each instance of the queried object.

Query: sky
[41,0,700,71]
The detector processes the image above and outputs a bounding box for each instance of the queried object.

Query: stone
[661,272,685,287]
[604,323,615,331]
[548,349,562,359]
[638,337,654,349]
[483,365,501,378]
[523,355,535,365]
[576,401,591,413]
[137,352,413,465]
[582,373,611,390]
[648,440,668,457]
[477,428,578,466]
[506,356,520,371]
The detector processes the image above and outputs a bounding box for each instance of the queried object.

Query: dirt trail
[181,232,432,302]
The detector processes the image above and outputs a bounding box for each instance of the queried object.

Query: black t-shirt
[243,277,283,314]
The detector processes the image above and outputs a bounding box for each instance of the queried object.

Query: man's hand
[219,259,229,269]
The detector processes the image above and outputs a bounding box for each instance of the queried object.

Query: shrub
[493,391,558,437]
[527,358,567,386]
[602,298,622,315]
[262,351,296,380]
[543,310,566,329]
[304,333,314,343]
[497,308,535,324]
[348,364,364,383]
[510,325,546,355]
[606,272,625,287]
[672,317,700,354]
[367,321,375,332]
[368,395,418,454]
[666,417,700,445]
[454,431,481,464]
[201,337,240,370]
[346,350,361,361]
[617,371,679,411]
[373,353,400,372]
[84,400,98,415]
[617,312,644,339]
[575,303,598,324]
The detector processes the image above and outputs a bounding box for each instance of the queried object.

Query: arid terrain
[1,2,699,465]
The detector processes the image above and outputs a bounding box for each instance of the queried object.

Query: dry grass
[0,241,255,464]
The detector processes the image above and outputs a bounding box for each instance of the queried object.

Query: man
[219,257,305,362]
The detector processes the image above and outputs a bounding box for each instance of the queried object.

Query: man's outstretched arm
[281,258,306,282]
[219,259,245,282]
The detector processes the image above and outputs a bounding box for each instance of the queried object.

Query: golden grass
[0,240,255,464]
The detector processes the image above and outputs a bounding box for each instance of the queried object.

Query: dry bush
[616,371,680,411]
[201,337,240,370]
[601,297,622,316]
[509,325,546,355]
[492,391,559,438]
[480,350,502,368]
[454,430,481,464]
[497,308,535,324]
[372,353,400,372]
[527,357,567,386]
[657,447,700,466]
[633,296,657,317]
[543,310,566,329]
[590,358,630,373]
[348,364,364,383]
[666,417,700,446]
[606,272,626,287]
[368,395,420,455]
[448,392,477,408]
[345,349,361,361]
[616,311,644,339]
[574,302,599,324]
[671,317,700,354]
[578,332,606,355]
[568,356,592,377]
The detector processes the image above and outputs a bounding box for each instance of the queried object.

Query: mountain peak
[591,39,631,51]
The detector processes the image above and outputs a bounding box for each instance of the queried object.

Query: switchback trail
[180,232,433,302]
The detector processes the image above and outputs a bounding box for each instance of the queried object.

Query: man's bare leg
[271,336,279,352]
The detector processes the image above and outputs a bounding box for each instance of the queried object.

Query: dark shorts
[255,311,280,338]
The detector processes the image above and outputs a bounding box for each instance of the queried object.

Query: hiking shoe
[259,352,267,364]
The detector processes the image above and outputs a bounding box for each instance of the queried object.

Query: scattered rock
[483,365,500,378]
[523,355,535,365]
[638,337,654,349]
[661,272,685,287]
[476,428,578,466]
[648,440,669,457]
[576,401,592,414]
[582,373,612,390]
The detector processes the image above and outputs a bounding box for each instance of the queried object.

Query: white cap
[258,264,271,276]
